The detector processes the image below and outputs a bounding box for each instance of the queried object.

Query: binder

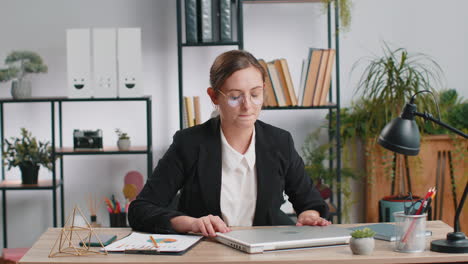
[117,28,143,97]
[198,0,213,42]
[220,0,232,41]
[185,0,198,43]
[93,28,118,98]
[67,28,93,98]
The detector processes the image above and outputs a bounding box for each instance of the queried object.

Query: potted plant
[341,43,447,222]
[3,128,53,184]
[349,227,376,255]
[115,129,131,151]
[0,50,48,99]
[302,127,360,223]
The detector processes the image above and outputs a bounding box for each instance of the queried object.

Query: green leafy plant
[3,128,53,170]
[0,51,48,82]
[302,127,360,222]
[351,43,444,139]
[423,89,468,135]
[321,0,353,33]
[350,227,376,238]
[115,129,130,140]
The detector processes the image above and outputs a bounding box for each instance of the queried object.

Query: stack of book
[185,0,235,43]
[183,96,202,128]
[259,48,335,108]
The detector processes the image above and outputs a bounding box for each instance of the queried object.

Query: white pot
[11,79,32,99]
[350,237,375,255]
[117,139,131,151]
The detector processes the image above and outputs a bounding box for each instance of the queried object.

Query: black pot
[19,165,40,184]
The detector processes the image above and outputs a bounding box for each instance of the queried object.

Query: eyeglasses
[218,88,264,107]
[404,192,423,215]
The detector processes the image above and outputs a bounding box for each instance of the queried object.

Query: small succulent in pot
[350,228,376,255]
[115,129,131,151]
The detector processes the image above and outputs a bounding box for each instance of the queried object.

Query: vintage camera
[73,129,103,149]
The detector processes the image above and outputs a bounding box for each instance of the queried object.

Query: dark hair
[209,50,266,93]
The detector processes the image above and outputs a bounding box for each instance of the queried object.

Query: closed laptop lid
[216,225,351,253]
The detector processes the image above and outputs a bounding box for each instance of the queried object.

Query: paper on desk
[103,232,203,253]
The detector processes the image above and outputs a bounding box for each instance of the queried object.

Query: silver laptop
[215,225,351,253]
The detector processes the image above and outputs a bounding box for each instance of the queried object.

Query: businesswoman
[129,50,330,237]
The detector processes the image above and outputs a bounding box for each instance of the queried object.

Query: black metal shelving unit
[0,96,153,248]
[176,0,341,223]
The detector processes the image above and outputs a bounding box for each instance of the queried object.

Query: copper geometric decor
[49,205,108,257]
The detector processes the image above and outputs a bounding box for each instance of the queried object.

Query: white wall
[0,0,466,248]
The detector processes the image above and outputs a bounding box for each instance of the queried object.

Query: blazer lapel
[253,122,278,225]
[197,118,222,217]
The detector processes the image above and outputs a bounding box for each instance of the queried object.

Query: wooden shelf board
[0,179,61,190]
[55,146,149,155]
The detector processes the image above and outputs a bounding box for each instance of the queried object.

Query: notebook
[103,232,203,255]
[347,223,432,242]
[215,225,351,253]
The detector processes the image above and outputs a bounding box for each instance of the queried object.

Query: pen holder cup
[109,212,127,227]
[394,211,427,253]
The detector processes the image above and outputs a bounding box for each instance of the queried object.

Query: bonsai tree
[3,128,53,184]
[0,51,48,83]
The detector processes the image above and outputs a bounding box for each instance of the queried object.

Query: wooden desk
[20,221,468,264]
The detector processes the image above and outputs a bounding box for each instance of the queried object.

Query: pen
[401,187,436,243]
[150,236,159,250]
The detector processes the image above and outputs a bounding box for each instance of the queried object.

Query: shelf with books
[0,96,153,248]
[176,0,342,223]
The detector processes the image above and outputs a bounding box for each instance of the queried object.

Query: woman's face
[209,66,264,130]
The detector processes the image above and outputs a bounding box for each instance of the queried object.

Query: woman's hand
[171,215,231,237]
[296,210,331,226]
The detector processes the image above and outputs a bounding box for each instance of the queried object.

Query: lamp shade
[377,117,420,156]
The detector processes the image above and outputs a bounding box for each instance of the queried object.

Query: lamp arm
[454,182,468,232]
[413,111,468,139]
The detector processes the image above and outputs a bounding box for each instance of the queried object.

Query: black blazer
[128,117,328,233]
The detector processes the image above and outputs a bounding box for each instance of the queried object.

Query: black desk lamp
[378,90,468,253]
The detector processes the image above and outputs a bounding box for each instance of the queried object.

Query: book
[348,223,432,242]
[279,59,297,106]
[104,232,203,255]
[312,49,329,106]
[258,59,277,107]
[184,96,195,127]
[185,0,198,43]
[297,59,308,106]
[267,62,286,107]
[193,96,201,125]
[182,97,188,128]
[302,48,323,107]
[318,49,335,106]
[274,59,292,106]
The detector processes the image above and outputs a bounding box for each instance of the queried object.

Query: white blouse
[220,127,257,226]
